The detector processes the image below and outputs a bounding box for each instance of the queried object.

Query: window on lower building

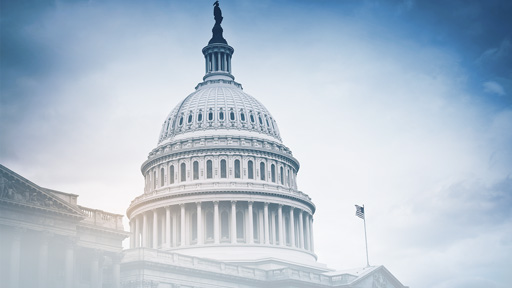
[207,160,213,179]
[169,165,175,184]
[248,160,254,179]
[193,161,199,180]
[234,159,240,178]
[180,163,186,182]
[220,159,227,178]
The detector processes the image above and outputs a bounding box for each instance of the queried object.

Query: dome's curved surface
[158,81,282,145]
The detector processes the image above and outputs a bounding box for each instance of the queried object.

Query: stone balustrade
[122,248,357,285]
[79,205,124,231]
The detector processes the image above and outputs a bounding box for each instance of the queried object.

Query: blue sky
[1,0,511,287]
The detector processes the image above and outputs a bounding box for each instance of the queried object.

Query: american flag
[355,205,365,219]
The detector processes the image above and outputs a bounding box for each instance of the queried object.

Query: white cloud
[483,81,506,96]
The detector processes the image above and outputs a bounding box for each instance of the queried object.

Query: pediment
[0,164,84,219]
[351,266,407,288]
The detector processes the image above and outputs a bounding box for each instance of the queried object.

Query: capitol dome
[157,83,282,146]
[126,4,321,270]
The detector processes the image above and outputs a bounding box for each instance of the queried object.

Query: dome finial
[209,1,227,44]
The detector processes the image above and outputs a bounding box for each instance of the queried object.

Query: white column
[161,214,165,245]
[310,216,315,252]
[231,201,237,244]
[10,229,21,288]
[197,202,203,245]
[258,209,264,244]
[278,205,284,246]
[142,213,148,247]
[217,52,221,71]
[64,240,74,288]
[180,204,186,246]
[129,221,135,248]
[264,202,270,244]
[172,210,177,247]
[271,211,276,244]
[38,233,49,288]
[304,213,311,250]
[289,208,295,247]
[166,207,171,248]
[112,254,121,288]
[91,251,99,288]
[227,55,231,73]
[135,216,141,248]
[205,55,208,74]
[214,201,220,244]
[153,210,158,248]
[298,210,304,249]
[248,201,254,244]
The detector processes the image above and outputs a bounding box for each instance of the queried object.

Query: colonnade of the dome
[129,200,314,253]
[203,44,233,75]
[143,150,298,193]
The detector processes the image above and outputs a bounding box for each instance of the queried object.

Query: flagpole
[363,204,369,267]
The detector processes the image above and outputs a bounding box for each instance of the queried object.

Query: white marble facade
[120,6,409,287]
[0,164,129,288]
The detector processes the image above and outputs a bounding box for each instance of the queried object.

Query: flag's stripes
[355,205,365,219]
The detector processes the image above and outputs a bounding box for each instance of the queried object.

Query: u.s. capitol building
[120,3,407,288]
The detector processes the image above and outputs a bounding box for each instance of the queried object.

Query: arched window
[220,159,227,178]
[180,163,186,182]
[248,160,254,179]
[188,114,193,124]
[153,171,157,189]
[236,211,244,240]
[197,112,203,122]
[206,211,214,241]
[240,112,246,122]
[250,114,255,123]
[271,164,276,183]
[258,115,263,125]
[193,161,199,180]
[260,162,265,181]
[208,111,214,121]
[230,111,235,121]
[280,167,284,184]
[206,160,213,179]
[221,211,229,240]
[287,169,290,186]
[234,159,240,178]
[160,168,165,187]
[169,165,175,184]
[191,212,197,242]
[219,111,224,121]
[179,116,184,126]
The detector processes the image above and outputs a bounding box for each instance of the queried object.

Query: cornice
[126,189,316,218]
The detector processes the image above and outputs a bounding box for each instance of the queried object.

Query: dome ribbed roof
[158,81,282,144]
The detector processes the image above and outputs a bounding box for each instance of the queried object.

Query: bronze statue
[209,1,227,45]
